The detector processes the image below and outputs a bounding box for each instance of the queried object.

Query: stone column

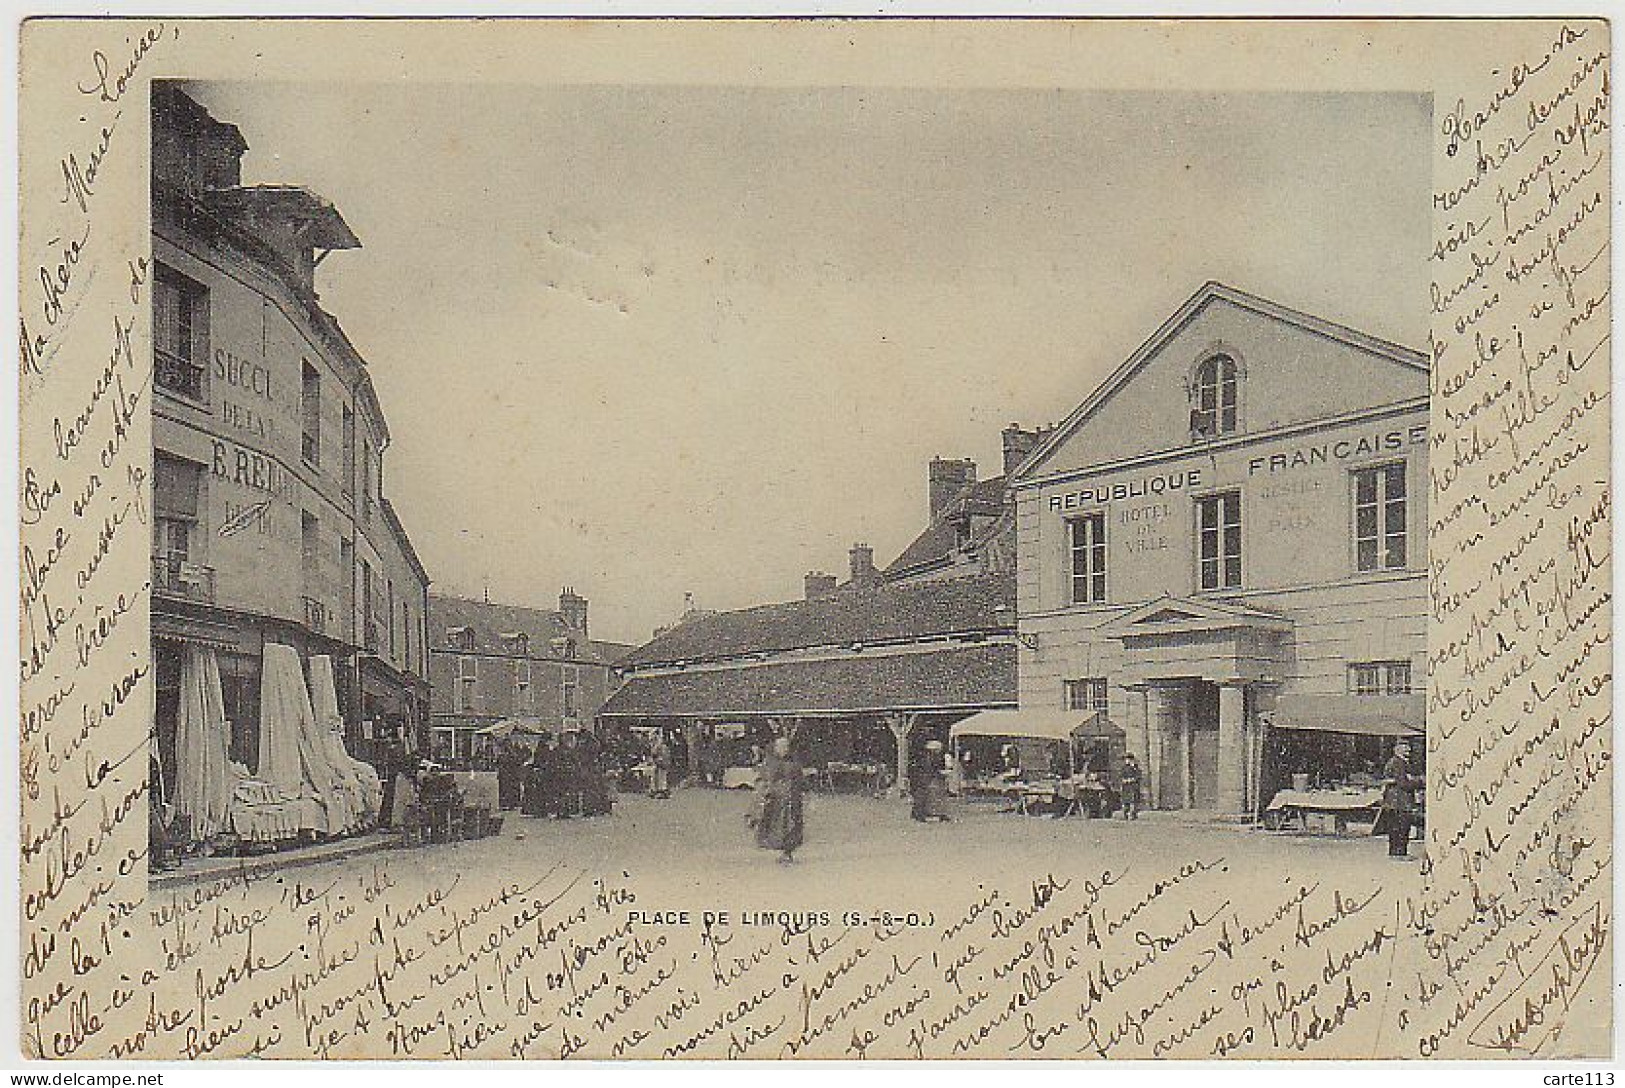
[1148,684,1183,809]
[1217,681,1247,817]
[1124,686,1152,769]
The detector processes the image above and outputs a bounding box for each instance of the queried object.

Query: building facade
[1010,282,1428,818]
[879,425,1045,586]
[427,591,629,762]
[150,84,432,797]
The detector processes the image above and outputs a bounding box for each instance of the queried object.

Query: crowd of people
[492,730,615,819]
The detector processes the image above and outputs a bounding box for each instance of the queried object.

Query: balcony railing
[303,595,328,635]
[154,348,206,401]
[152,554,215,603]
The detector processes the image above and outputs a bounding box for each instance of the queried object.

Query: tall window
[360,558,374,647]
[300,511,319,581]
[1191,354,1238,438]
[386,578,396,657]
[1197,492,1242,590]
[153,266,208,400]
[361,438,374,520]
[1064,678,1109,712]
[453,655,478,712]
[153,452,203,562]
[342,405,356,497]
[301,361,321,465]
[339,536,354,607]
[1354,463,1408,571]
[514,659,534,714]
[561,665,580,721]
[1349,660,1413,696]
[1069,514,1107,604]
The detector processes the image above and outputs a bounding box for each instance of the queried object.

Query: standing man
[376,724,405,829]
[1119,752,1142,821]
[1380,741,1420,858]
[650,731,673,799]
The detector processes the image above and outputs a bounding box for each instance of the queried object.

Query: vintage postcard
[15,16,1611,1062]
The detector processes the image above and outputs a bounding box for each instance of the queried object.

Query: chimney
[929,457,977,521]
[559,587,588,637]
[804,571,839,600]
[1002,424,1044,477]
[848,543,879,589]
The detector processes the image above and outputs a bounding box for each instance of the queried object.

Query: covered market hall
[598,573,1019,796]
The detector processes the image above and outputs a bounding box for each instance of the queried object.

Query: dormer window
[501,631,530,656]
[1190,354,1238,439]
[446,625,474,651]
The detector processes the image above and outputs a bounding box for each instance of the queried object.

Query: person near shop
[523,735,557,817]
[578,730,614,817]
[650,732,673,799]
[1378,741,1420,857]
[751,736,805,863]
[375,725,407,829]
[552,731,586,818]
[496,739,529,811]
[911,740,952,822]
[1119,753,1143,820]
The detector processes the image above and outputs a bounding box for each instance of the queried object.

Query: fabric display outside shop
[172,645,234,841]
[230,643,381,842]
[309,655,383,828]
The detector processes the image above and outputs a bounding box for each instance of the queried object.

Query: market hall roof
[619,571,1016,668]
[599,644,1016,719]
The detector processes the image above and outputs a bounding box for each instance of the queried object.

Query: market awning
[949,709,1122,742]
[1267,694,1423,738]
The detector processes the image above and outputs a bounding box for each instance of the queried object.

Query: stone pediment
[1102,595,1292,640]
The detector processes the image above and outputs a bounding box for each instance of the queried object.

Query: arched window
[1190,354,1239,438]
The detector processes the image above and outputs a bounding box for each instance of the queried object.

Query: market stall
[949,709,1125,816]
[1260,694,1423,834]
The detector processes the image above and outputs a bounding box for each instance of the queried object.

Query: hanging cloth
[309,655,381,827]
[257,643,310,797]
[173,645,232,840]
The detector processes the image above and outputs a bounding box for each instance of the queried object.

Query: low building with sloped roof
[599,572,1018,794]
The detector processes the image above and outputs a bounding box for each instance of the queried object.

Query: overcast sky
[183,82,1429,645]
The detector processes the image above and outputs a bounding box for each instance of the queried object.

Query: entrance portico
[1104,596,1290,819]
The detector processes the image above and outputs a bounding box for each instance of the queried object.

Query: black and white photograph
[15,16,1610,1065]
[147,78,1434,888]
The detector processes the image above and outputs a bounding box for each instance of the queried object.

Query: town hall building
[1008,282,1429,819]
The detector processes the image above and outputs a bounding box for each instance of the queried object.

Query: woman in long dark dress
[522,737,556,816]
[753,737,805,863]
[579,731,613,816]
[911,740,951,822]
